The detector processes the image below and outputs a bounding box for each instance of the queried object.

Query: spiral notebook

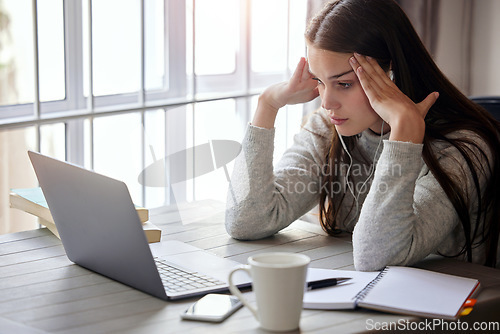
[304,266,480,320]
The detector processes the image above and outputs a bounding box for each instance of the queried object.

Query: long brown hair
[306,0,500,267]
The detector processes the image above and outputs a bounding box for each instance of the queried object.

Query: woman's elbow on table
[353,254,387,272]
[353,242,417,272]
[352,238,407,271]
[352,232,391,271]
[225,210,270,240]
[225,220,253,240]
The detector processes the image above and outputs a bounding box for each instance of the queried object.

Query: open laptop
[28,150,251,301]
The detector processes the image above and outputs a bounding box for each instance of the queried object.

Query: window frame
[0,0,310,207]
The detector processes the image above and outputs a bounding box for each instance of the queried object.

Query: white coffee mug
[228,252,310,332]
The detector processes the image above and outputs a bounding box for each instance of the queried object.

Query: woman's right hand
[252,57,319,129]
[263,57,320,109]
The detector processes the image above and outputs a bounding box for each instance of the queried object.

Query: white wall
[470,0,500,96]
[433,0,472,93]
[433,0,500,97]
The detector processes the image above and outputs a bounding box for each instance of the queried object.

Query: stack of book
[9,187,161,243]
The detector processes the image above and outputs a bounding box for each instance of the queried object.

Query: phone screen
[181,294,242,322]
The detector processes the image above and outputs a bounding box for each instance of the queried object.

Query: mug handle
[228,265,258,320]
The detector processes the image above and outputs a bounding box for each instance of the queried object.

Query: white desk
[1,200,499,333]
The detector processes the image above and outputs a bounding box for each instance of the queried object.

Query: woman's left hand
[349,53,439,143]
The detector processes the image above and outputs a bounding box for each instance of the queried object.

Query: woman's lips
[330,116,348,126]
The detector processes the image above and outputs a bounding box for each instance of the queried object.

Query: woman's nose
[321,89,341,111]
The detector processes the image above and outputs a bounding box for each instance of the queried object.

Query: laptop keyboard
[155,258,226,294]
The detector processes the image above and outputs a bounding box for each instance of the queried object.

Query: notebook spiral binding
[352,266,389,307]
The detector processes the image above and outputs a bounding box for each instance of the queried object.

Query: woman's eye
[338,82,352,89]
[312,78,323,85]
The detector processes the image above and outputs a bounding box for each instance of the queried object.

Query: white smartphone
[180,294,243,323]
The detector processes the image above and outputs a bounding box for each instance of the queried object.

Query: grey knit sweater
[225,108,498,270]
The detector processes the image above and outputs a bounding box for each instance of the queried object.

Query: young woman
[225,0,500,271]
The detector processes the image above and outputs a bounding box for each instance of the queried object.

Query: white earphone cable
[337,121,385,218]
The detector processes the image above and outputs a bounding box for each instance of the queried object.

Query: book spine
[353,266,389,307]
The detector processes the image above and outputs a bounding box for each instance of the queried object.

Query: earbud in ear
[389,70,395,81]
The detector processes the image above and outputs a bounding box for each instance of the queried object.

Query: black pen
[307,277,351,291]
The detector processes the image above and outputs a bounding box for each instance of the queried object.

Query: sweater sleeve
[352,135,491,271]
[225,117,330,240]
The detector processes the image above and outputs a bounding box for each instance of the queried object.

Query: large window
[0,0,309,233]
